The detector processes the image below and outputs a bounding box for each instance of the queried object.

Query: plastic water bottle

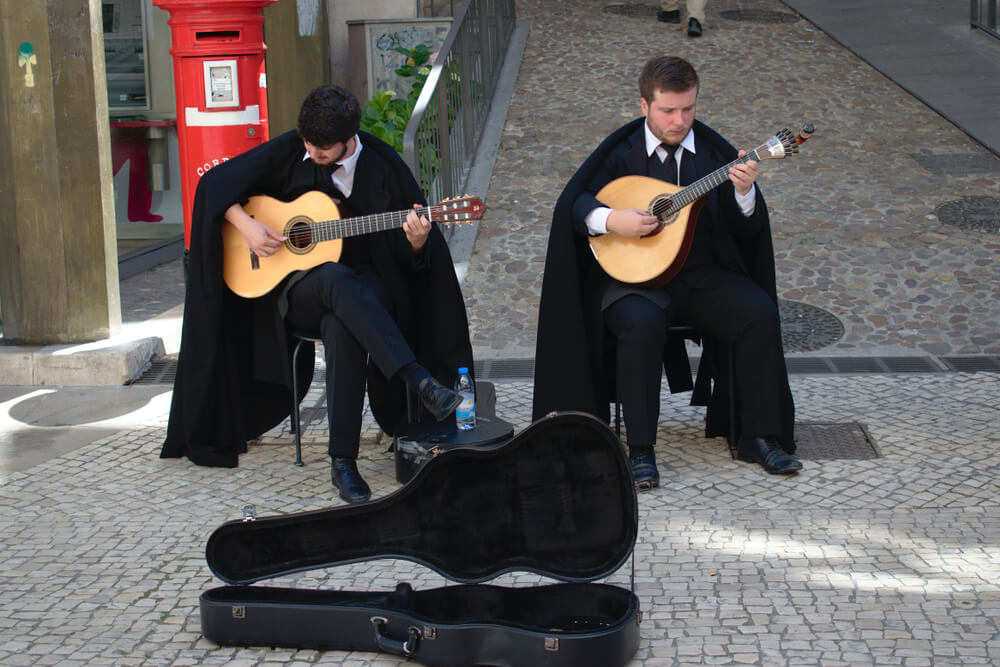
[455,367,476,430]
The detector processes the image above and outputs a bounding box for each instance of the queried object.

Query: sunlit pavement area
[1,372,999,665]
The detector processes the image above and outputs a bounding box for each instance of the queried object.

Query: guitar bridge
[250,250,260,271]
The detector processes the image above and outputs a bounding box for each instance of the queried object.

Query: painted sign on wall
[359,19,452,101]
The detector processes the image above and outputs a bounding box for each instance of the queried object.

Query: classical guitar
[223,191,485,298]
[588,124,814,288]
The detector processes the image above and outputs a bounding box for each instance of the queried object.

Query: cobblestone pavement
[2,372,999,665]
[2,0,1000,665]
[464,0,1000,359]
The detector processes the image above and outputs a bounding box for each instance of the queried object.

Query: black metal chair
[613,325,738,459]
[290,331,323,466]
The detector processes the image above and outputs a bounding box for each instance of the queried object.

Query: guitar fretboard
[287,205,434,245]
[652,147,763,219]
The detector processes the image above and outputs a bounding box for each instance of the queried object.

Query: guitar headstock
[750,124,815,160]
[431,195,487,225]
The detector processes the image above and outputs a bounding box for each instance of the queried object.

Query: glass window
[103,0,150,109]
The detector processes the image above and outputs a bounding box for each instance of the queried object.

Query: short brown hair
[297,84,361,148]
[639,56,699,102]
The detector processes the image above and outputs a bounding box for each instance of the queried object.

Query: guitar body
[588,175,705,288]
[585,126,814,287]
[222,191,344,298]
[221,191,486,298]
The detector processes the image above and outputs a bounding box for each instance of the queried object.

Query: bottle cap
[458,367,469,374]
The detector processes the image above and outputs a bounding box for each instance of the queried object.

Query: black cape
[162,130,473,467]
[532,118,794,450]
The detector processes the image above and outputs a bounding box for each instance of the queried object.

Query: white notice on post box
[203,59,240,109]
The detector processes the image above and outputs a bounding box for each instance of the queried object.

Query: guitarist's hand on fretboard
[728,149,759,196]
[606,207,661,238]
[402,204,432,252]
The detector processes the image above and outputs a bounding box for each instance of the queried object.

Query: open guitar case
[199,411,642,666]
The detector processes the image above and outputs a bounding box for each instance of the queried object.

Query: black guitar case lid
[199,411,641,666]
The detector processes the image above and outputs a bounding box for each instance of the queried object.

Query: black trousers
[604,267,784,450]
[284,262,416,458]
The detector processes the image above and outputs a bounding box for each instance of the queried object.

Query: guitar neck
[664,150,761,214]
[311,205,433,243]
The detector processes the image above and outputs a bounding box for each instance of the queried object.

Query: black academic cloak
[162,130,473,467]
[532,117,795,451]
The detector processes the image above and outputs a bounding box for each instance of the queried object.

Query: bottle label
[457,396,475,420]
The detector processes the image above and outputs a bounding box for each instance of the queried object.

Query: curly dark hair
[638,55,699,103]
[296,84,361,147]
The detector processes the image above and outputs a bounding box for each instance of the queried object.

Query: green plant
[360,44,434,154]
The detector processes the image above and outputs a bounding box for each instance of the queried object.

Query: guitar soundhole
[645,196,676,237]
[286,219,314,252]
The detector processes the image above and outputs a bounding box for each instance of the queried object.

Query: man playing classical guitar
[162,84,473,504]
[533,55,800,487]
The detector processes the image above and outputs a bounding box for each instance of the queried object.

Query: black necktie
[661,144,678,185]
[648,144,679,184]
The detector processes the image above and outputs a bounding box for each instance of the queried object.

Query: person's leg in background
[686,0,706,36]
[658,0,680,23]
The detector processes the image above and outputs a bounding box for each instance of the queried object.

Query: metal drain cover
[794,422,878,460]
[603,3,658,17]
[132,356,177,385]
[719,9,800,23]
[935,197,1000,234]
[780,300,844,353]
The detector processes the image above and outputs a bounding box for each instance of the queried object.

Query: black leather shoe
[687,17,703,36]
[330,457,371,503]
[657,9,680,23]
[629,448,660,492]
[737,436,802,474]
[418,376,462,422]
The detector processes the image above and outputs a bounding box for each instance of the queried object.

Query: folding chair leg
[726,343,737,459]
[291,338,305,466]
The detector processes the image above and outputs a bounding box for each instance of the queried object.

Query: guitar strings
[647,139,789,220]
[283,203,454,245]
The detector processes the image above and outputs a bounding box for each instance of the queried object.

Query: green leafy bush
[360,44,433,154]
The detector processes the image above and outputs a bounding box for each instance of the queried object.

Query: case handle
[370,616,421,657]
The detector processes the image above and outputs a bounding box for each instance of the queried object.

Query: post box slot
[196,30,241,41]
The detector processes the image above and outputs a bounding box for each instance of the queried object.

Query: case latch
[544,637,559,652]
[371,616,421,657]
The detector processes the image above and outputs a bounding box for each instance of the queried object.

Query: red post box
[153,0,277,248]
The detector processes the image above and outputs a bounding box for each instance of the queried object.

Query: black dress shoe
[417,376,462,422]
[737,436,802,474]
[687,17,703,36]
[629,448,660,492]
[657,9,680,23]
[330,456,371,503]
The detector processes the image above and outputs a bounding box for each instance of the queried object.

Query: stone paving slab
[1,373,998,665]
[780,0,1000,157]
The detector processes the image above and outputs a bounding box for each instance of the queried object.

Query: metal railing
[972,0,999,39]
[403,0,516,202]
[417,0,454,17]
